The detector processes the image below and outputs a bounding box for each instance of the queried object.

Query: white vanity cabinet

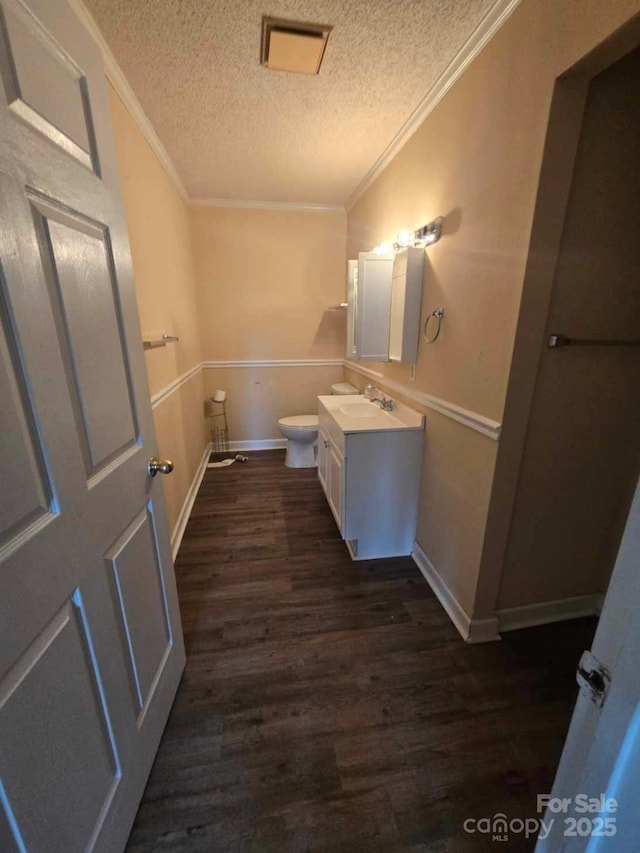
[317,396,424,560]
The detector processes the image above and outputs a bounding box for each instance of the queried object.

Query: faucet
[370,387,394,411]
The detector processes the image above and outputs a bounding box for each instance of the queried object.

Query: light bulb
[396,230,414,248]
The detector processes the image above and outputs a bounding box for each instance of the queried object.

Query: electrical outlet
[409,364,416,383]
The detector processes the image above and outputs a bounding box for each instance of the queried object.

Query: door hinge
[576,650,610,707]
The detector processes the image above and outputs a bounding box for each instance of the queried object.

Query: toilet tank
[331,382,359,396]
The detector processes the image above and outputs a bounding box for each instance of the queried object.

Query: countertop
[317,394,425,434]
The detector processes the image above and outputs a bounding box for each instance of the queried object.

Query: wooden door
[0,1,185,851]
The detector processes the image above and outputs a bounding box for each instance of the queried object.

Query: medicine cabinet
[389,247,424,363]
[346,247,424,363]
[349,252,393,361]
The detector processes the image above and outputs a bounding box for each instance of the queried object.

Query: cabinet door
[389,247,424,363]
[346,259,358,359]
[317,427,329,495]
[355,252,394,361]
[328,445,344,533]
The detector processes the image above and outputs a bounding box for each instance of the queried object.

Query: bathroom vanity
[317,395,425,560]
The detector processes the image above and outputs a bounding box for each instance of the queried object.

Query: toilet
[277,382,359,468]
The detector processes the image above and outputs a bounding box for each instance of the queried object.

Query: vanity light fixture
[414,216,443,247]
[372,216,444,255]
[395,229,415,248]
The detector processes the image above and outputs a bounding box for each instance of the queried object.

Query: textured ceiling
[85,0,496,204]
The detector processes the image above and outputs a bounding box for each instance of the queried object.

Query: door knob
[147,456,174,477]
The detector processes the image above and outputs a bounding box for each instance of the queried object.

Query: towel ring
[423,308,444,344]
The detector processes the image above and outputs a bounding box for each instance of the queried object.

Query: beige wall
[190,206,347,440]
[191,207,347,361]
[203,365,344,442]
[110,88,349,520]
[109,85,208,537]
[346,0,640,620]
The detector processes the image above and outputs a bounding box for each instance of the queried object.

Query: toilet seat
[278,415,319,430]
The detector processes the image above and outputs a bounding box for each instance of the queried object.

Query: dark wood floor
[126,450,595,852]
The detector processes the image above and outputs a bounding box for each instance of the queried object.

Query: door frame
[474,12,640,619]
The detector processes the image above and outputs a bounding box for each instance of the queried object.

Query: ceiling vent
[261,17,332,75]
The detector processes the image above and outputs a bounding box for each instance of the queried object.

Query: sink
[318,394,425,434]
[339,403,380,418]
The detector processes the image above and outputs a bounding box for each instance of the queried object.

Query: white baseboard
[170,442,211,562]
[411,542,500,644]
[228,439,287,451]
[496,594,603,633]
[467,616,502,644]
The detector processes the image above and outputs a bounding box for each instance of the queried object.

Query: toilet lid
[278,415,319,429]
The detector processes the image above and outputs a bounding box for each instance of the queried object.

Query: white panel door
[0,1,185,851]
[536,478,640,851]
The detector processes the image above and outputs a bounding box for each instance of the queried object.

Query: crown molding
[69,0,346,213]
[68,0,190,202]
[190,197,345,213]
[72,0,521,214]
[345,0,524,210]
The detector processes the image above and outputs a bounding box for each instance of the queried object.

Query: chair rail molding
[344,360,502,440]
[150,362,203,409]
[151,359,345,410]
[149,358,502,444]
[203,359,344,369]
